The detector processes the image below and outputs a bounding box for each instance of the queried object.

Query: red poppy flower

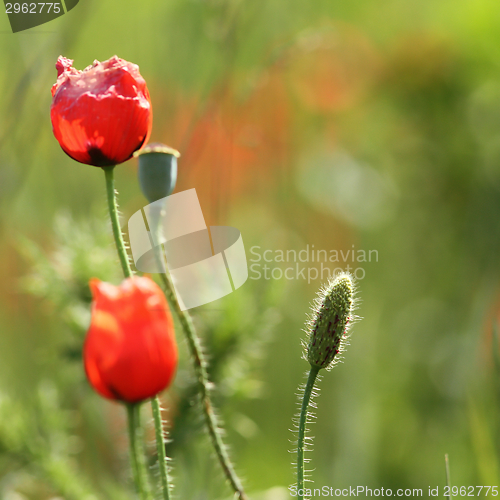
[51,55,152,167]
[84,277,177,403]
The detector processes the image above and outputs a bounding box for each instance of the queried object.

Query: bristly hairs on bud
[293,272,360,500]
[303,272,359,371]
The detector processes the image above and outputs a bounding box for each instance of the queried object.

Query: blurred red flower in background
[51,55,152,167]
[152,69,292,223]
[84,277,177,403]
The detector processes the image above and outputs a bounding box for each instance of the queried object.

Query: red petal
[51,55,152,166]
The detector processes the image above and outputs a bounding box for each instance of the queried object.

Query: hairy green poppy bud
[135,143,180,202]
[305,273,355,370]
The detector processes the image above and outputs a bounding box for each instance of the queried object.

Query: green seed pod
[135,143,180,203]
[305,273,356,370]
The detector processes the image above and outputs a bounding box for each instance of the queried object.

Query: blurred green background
[1,0,500,498]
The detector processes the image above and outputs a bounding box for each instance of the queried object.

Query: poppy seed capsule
[136,143,180,203]
[306,273,355,370]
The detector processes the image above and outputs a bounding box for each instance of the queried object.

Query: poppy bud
[305,273,356,370]
[135,143,180,202]
[50,55,152,167]
[83,277,177,403]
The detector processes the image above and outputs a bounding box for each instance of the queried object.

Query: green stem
[152,396,171,500]
[297,365,320,500]
[126,404,153,500]
[103,166,133,278]
[149,210,247,500]
[103,167,172,500]
[161,272,247,500]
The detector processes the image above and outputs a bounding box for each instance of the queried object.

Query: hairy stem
[151,397,171,500]
[126,404,153,500]
[149,207,247,500]
[297,365,321,500]
[160,271,247,500]
[103,167,172,500]
[103,166,132,278]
